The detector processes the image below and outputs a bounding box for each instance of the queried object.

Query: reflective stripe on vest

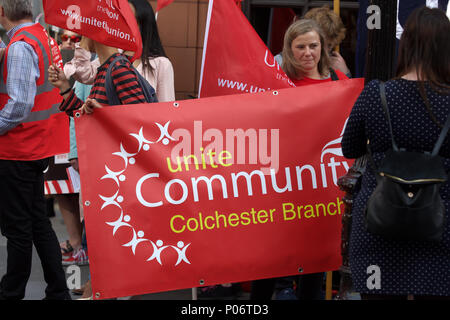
[0,30,54,96]
[22,103,61,123]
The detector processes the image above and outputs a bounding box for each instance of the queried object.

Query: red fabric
[269,8,296,55]
[292,69,349,87]
[42,0,142,62]
[75,79,364,299]
[199,0,294,98]
[156,0,175,12]
[0,24,69,161]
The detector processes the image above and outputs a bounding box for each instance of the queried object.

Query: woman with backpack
[341,6,450,300]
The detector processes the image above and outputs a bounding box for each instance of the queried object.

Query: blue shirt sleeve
[0,41,40,135]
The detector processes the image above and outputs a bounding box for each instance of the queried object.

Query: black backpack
[105,54,158,105]
[365,82,450,241]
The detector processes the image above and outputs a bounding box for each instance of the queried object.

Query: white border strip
[58,180,70,194]
[197,0,214,98]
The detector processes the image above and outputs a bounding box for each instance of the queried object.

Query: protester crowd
[0,0,448,301]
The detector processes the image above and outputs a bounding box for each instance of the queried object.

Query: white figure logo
[147,240,169,265]
[155,121,176,145]
[171,241,191,266]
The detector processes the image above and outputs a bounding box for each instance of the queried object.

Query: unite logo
[98,121,191,267]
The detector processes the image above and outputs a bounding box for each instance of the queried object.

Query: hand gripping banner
[198,0,295,98]
[42,0,142,61]
[75,79,364,299]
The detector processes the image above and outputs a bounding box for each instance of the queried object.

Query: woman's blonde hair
[282,19,331,80]
[304,6,346,50]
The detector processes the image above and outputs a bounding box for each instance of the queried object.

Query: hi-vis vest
[0,23,69,161]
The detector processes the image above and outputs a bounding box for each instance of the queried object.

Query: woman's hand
[0,48,5,62]
[79,36,95,53]
[329,51,350,75]
[48,64,71,92]
[81,98,103,115]
[70,158,79,172]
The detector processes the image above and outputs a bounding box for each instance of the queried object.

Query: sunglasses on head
[61,34,81,42]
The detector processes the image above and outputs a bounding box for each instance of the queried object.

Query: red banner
[76,79,364,299]
[156,0,175,12]
[198,0,294,98]
[42,0,142,61]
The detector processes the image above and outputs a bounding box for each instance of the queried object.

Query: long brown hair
[396,7,450,126]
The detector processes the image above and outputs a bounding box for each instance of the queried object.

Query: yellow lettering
[215,211,227,228]
[257,210,269,223]
[207,150,218,168]
[186,218,199,231]
[183,154,199,171]
[315,203,326,217]
[327,202,337,215]
[240,212,251,225]
[304,205,315,218]
[166,157,182,173]
[282,203,296,221]
[228,213,240,227]
[198,212,204,230]
[250,208,258,224]
[218,150,233,167]
[269,209,276,222]
[204,216,215,229]
[170,215,185,233]
[337,197,344,215]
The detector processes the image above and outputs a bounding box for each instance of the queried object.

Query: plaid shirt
[0,22,39,135]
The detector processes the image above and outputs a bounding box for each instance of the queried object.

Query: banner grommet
[173,102,179,108]
[298,267,304,273]
[75,112,81,118]
[85,201,90,206]
[273,91,279,96]
[199,279,205,285]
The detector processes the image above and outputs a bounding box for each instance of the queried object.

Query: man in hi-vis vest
[0,0,70,300]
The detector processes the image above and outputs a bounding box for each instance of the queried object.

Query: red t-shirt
[291,69,348,87]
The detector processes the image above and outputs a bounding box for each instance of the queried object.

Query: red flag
[199,0,294,98]
[75,79,364,299]
[156,0,175,12]
[42,0,142,62]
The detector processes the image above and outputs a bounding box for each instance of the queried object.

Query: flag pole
[46,26,54,64]
[333,0,340,52]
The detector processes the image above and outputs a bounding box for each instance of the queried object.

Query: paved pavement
[0,201,254,300]
[0,201,202,300]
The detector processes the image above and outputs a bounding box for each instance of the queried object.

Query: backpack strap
[379,82,399,151]
[431,112,450,156]
[105,54,128,106]
[329,68,339,81]
[105,54,158,105]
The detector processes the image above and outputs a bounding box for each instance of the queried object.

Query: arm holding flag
[63,41,100,85]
